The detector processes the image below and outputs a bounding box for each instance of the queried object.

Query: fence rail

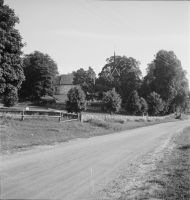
[0,109,79,122]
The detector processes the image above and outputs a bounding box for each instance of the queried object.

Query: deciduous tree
[19,51,58,100]
[147,92,164,116]
[73,67,96,100]
[98,55,142,102]
[0,0,25,106]
[66,86,87,113]
[102,88,121,115]
[125,90,141,115]
[143,50,189,112]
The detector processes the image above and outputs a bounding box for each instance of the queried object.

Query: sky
[4,0,190,83]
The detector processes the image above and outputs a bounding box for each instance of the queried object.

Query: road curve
[0,119,189,199]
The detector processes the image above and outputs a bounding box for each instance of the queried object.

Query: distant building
[54,71,96,95]
[54,74,74,95]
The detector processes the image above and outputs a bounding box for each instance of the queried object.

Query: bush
[66,86,87,113]
[125,90,141,115]
[39,97,56,105]
[147,92,164,116]
[102,88,121,115]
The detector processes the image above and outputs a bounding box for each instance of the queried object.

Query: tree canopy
[66,86,87,113]
[142,50,189,110]
[73,67,96,100]
[102,88,121,115]
[19,51,58,100]
[147,92,164,116]
[0,0,25,106]
[125,90,141,115]
[97,55,142,101]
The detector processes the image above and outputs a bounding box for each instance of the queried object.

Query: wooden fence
[0,109,79,122]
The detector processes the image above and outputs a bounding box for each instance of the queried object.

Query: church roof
[57,74,74,85]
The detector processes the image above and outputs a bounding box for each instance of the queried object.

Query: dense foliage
[0,0,25,106]
[2,85,18,107]
[97,55,142,102]
[102,88,121,115]
[125,90,141,115]
[73,67,96,100]
[141,50,189,112]
[140,97,148,115]
[66,86,87,113]
[147,92,164,116]
[19,51,58,100]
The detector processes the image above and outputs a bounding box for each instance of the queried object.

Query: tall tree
[0,0,25,106]
[144,50,189,110]
[139,63,155,99]
[98,55,142,102]
[73,67,96,100]
[19,51,58,100]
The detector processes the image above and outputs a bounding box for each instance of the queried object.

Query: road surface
[0,119,189,199]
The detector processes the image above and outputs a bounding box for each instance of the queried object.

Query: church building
[54,74,74,95]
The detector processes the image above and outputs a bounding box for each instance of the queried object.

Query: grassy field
[0,114,188,155]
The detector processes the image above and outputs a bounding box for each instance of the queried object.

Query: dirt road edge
[93,126,190,200]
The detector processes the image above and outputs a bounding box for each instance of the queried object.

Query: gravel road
[0,119,189,199]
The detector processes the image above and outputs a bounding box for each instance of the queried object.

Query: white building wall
[55,85,73,95]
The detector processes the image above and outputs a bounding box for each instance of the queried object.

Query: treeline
[0,1,58,106]
[0,1,189,116]
[71,51,189,116]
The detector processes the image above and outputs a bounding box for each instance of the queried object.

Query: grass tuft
[86,119,110,129]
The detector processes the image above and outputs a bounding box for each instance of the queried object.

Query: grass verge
[149,126,190,199]
[118,126,190,200]
[0,114,188,155]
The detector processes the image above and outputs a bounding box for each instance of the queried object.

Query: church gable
[59,74,74,85]
[54,74,74,95]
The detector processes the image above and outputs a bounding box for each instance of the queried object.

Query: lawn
[0,114,188,155]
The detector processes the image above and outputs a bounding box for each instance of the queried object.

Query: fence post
[58,112,61,122]
[78,113,83,122]
[81,113,83,122]
[21,110,24,121]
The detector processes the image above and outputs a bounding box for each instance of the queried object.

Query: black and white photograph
[0,0,190,199]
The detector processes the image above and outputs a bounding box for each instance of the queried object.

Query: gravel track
[0,118,189,199]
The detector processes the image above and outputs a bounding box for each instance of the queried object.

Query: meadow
[0,114,187,155]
